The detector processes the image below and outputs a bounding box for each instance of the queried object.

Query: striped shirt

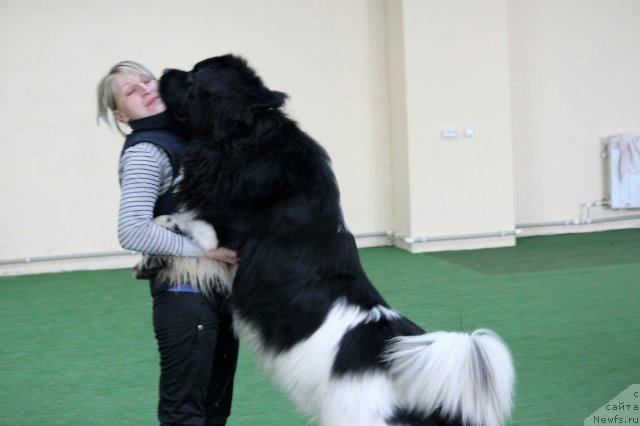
[118,142,203,257]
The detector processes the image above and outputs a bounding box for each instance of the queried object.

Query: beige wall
[1,0,639,274]
[389,0,517,252]
[508,0,640,229]
[0,0,391,273]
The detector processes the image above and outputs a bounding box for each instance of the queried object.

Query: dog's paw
[153,215,174,227]
[188,220,219,251]
[153,215,186,235]
[152,212,219,251]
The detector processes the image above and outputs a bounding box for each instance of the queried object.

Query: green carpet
[1,229,638,425]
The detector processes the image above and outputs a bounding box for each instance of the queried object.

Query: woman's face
[113,72,166,123]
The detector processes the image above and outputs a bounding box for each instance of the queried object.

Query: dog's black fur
[161,56,396,349]
[159,54,513,426]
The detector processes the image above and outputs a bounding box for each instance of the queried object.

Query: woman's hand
[205,247,240,264]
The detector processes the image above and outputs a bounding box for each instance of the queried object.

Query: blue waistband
[165,284,200,293]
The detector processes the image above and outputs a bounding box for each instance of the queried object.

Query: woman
[97,61,239,426]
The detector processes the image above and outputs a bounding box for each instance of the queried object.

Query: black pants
[153,291,239,426]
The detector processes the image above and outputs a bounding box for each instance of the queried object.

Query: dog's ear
[239,90,288,126]
[190,54,289,135]
[223,55,288,125]
[255,90,287,110]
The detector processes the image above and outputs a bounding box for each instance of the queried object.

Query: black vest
[121,111,189,217]
[121,112,190,295]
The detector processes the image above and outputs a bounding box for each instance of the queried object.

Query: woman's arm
[118,142,204,256]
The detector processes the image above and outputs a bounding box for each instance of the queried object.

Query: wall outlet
[441,128,458,138]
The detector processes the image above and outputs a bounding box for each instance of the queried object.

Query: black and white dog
[154,54,515,426]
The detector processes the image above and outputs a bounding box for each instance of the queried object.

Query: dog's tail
[383,329,514,426]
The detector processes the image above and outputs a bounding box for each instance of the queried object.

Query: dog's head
[160,54,287,140]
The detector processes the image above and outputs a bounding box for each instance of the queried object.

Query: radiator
[608,136,640,209]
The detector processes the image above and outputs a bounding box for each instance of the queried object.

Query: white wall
[508,0,640,230]
[1,0,640,274]
[0,0,391,273]
[390,0,517,252]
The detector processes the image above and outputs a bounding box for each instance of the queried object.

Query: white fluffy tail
[384,329,514,426]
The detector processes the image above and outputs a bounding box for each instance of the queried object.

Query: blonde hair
[97,60,157,135]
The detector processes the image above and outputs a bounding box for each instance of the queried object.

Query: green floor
[1,229,638,425]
